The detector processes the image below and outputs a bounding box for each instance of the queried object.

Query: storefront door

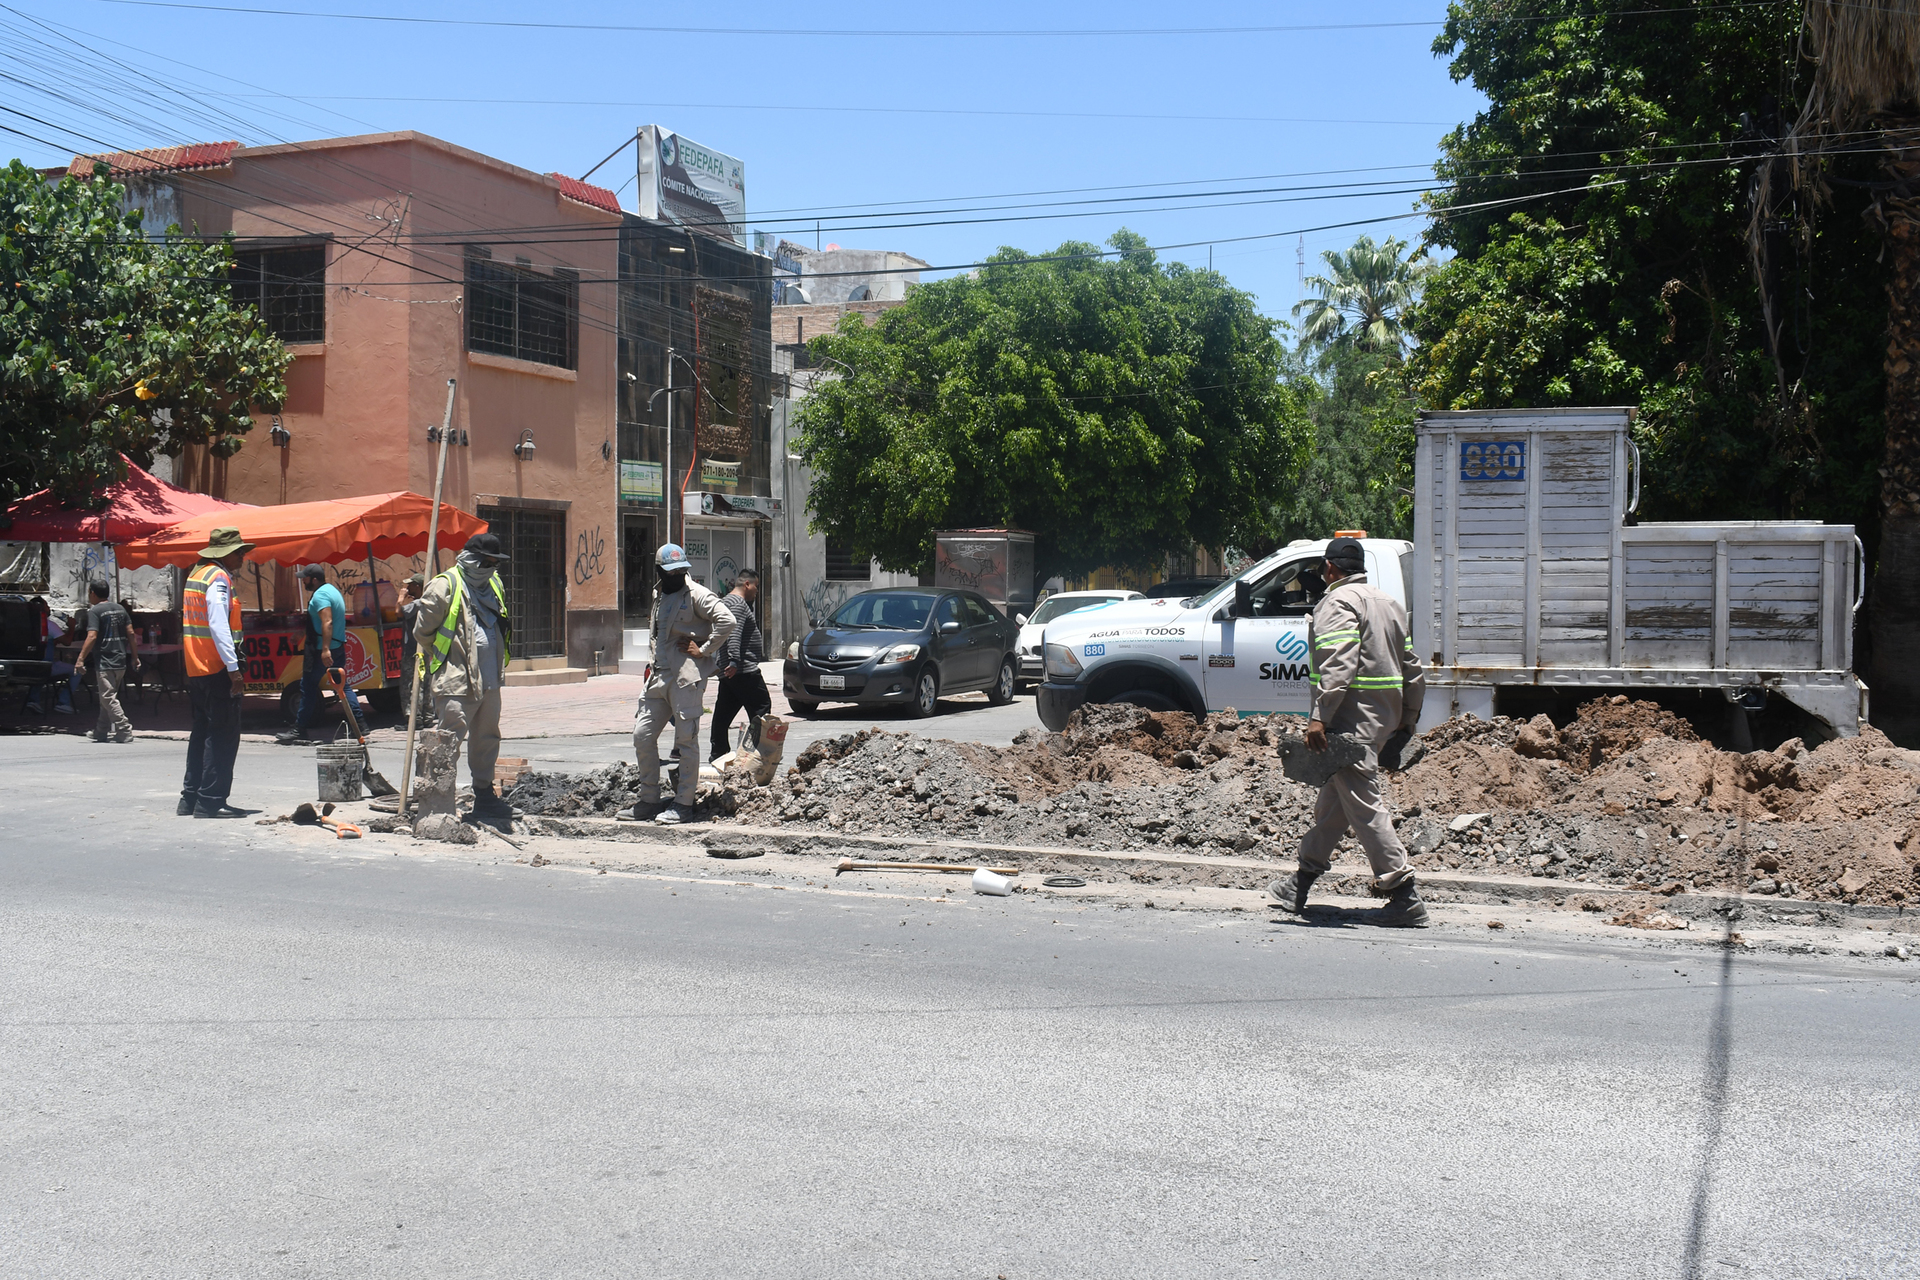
[477,505,566,658]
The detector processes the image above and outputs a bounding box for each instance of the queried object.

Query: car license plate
[819,674,846,690]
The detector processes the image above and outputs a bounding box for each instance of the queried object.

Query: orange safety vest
[183,561,241,677]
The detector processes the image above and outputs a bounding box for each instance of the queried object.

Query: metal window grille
[825,538,870,582]
[465,248,578,370]
[231,245,325,343]
[478,507,566,658]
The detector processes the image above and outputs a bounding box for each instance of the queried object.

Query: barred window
[232,244,326,343]
[465,247,578,370]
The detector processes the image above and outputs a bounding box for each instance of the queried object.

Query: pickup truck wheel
[906,669,939,718]
[1109,688,1179,713]
[986,657,1016,705]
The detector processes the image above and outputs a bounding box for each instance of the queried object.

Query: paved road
[4,733,1917,1278]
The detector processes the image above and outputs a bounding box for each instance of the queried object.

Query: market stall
[117,492,489,710]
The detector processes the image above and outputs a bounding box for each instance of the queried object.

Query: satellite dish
[846,284,871,302]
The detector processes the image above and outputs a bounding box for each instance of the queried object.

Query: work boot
[1376,877,1431,929]
[193,802,252,820]
[619,800,664,823]
[654,803,690,825]
[1267,871,1321,915]
[177,795,197,816]
[114,731,133,744]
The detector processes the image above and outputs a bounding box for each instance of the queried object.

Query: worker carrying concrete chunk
[629,543,735,825]
[1269,536,1430,927]
[414,532,513,829]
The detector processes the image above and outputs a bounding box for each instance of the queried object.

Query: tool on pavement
[326,666,398,796]
[292,801,362,839]
[834,857,1019,877]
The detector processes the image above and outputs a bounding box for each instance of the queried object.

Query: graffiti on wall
[573,526,606,584]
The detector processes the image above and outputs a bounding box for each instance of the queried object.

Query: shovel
[326,668,399,797]
[292,801,362,839]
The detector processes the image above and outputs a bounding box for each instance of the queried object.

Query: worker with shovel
[1269,536,1430,927]
[628,543,733,825]
[413,532,513,830]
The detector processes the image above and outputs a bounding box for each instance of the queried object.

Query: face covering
[457,551,496,580]
[657,568,687,593]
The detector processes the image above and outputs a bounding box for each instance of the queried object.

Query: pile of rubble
[507,696,1920,907]
[1392,697,1920,906]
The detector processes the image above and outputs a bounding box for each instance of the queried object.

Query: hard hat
[656,543,691,571]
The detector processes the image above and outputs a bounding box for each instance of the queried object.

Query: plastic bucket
[316,743,365,802]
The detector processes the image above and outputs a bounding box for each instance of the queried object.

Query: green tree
[795,231,1310,585]
[0,159,291,505]
[1292,234,1433,355]
[1269,342,1416,547]
[1779,0,1920,741]
[1405,0,1886,545]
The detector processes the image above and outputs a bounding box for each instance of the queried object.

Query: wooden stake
[398,379,457,818]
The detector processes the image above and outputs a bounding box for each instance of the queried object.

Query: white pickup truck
[1037,407,1868,738]
[1034,536,1410,730]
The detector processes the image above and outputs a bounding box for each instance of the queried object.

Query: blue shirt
[307,582,348,646]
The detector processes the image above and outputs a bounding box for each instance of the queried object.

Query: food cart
[118,492,489,718]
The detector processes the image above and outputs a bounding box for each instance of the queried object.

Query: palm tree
[1292,235,1434,357]
[1783,0,1920,741]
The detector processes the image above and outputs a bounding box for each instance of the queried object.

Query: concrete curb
[520,816,1916,929]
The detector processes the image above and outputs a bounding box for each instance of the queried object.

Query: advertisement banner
[239,624,402,695]
[620,460,664,503]
[637,125,746,245]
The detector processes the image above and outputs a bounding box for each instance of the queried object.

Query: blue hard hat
[656,543,691,571]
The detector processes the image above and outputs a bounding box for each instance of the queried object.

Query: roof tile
[548,173,622,215]
[68,142,238,178]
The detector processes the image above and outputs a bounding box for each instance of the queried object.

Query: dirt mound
[1393,700,1920,906]
[508,762,647,817]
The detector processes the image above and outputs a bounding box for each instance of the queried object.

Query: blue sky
[7,0,1486,321]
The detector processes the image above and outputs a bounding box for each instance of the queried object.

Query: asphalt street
[4,731,1918,1278]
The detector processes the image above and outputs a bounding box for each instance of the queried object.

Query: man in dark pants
[180,526,254,818]
[280,564,368,743]
[710,569,771,761]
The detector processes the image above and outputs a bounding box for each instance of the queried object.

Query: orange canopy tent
[115,492,489,569]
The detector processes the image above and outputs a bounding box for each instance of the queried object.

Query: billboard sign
[619,460,664,503]
[637,125,746,245]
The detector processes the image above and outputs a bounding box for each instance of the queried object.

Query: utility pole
[666,346,676,546]
[1296,235,1306,307]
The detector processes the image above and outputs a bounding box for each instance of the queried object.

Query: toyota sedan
[783,588,1021,717]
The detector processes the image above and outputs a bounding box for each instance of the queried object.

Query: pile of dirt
[509,693,1920,907]
[1393,696,1920,906]
[728,705,1327,857]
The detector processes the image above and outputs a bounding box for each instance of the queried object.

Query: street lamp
[512,429,536,460]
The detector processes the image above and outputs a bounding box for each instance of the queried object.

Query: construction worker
[1269,536,1429,927]
[179,526,254,819]
[414,532,512,829]
[628,543,734,824]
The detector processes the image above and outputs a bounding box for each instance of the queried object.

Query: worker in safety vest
[413,532,513,829]
[179,526,255,819]
[1269,536,1430,927]
[627,543,734,824]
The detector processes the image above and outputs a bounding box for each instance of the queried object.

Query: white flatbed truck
[1035,407,1867,738]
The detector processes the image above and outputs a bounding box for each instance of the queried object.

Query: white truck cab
[1034,537,1411,731]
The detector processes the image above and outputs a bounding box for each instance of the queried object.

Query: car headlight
[879,643,921,664]
[786,640,799,661]
[1044,641,1083,680]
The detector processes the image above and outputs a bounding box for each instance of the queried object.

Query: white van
[1035,537,1410,730]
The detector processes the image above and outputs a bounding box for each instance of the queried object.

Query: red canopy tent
[115,491,489,569]
[3,456,247,543]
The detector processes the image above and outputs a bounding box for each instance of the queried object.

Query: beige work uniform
[633,578,735,805]
[413,568,506,788]
[1299,571,1426,887]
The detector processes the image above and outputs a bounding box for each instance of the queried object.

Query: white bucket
[972,868,1013,896]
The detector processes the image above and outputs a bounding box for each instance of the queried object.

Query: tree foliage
[1406,0,1887,543]
[0,160,290,505]
[794,231,1310,583]
[1292,234,1433,356]
[1269,342,1416,548]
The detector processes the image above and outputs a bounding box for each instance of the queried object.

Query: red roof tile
[68,142,238,179]
[548,173,622,215]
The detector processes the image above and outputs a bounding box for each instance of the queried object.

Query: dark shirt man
[78,581,139,743]
[710,569,772,759]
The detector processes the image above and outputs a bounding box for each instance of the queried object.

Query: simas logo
[1258,661,1312,682]
[1275,630,1309,660]
[1083,643,1106,657]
